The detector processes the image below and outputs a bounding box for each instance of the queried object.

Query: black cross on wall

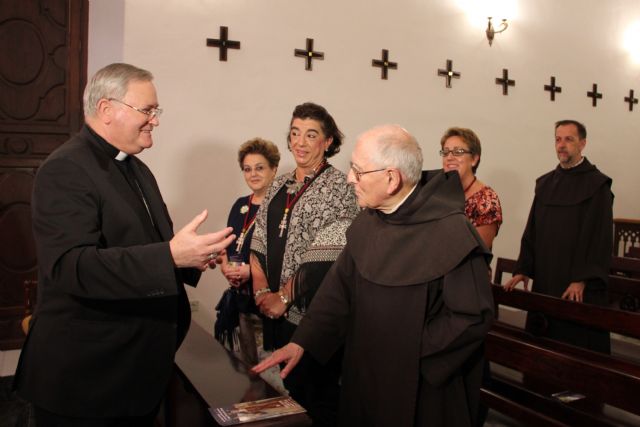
[206,26,241,61]
[544,76,562,101]
[625,89,638,111]
[294,38,324,71]
[437,60,461,88]
[495,69,515,95]
[371,49,397,80]
[586,83,603,107]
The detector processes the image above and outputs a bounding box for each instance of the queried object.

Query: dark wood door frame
[0,0,89,349]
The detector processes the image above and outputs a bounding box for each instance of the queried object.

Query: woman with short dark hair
[214,137,279,365]
[440,127,502,249]
[251,102,359,426]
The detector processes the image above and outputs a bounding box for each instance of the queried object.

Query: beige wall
[88,0,640,328]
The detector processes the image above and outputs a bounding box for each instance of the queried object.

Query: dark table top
[173,320,311,427]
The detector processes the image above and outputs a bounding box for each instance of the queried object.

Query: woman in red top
[440,127,503,249]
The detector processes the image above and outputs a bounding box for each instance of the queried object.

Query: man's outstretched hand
[252,343,305,379]
[170,210,235,271]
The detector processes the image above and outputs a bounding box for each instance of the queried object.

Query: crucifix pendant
[235,230,246,253]
[279,208,289,238]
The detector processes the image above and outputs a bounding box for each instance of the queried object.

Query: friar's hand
[503,274,530,292]
[561,281,585,302]
[252,343,304,379]
[170,210,235,270]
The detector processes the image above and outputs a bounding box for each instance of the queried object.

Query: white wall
[88,0,640,329]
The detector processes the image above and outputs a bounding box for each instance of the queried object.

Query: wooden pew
[493,257,640,312]
[610,256,640,278]
[483,285,640,426]
[493,257,517,285]
[495,256,640,282]
[613,218,640,257]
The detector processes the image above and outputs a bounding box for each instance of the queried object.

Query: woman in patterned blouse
[440,127,503,249]
[250,103,359,426]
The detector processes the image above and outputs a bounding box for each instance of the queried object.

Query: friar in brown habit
[254,124,495,427]
[505,120,613,353]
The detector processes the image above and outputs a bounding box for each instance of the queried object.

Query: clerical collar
[379,184,418,214]
[115,151,128,161]
[560,156,585,170]
[86,124,129,161]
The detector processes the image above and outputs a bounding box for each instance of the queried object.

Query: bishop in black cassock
[14,63,234,426]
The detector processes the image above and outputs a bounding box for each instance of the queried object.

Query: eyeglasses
[439,148,472,157]
[350,165,387,182]
[242,165,268,174]
[109,98,163,119]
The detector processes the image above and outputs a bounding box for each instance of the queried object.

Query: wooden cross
[437,60,460,88]
[295,38,324,71]
[587,83,603,107]
[624,89,638,112]
[544,76,562,101]
[371,49,397,80]
[206,26,241,61]
[495,68,515,95]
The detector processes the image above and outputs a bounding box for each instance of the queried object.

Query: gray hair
[368,125,423,186]
[83,63,153,117]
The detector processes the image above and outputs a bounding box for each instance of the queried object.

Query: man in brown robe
[505,120,613,353]
[254,125,494,427]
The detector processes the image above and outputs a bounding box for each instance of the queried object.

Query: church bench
[493,257,517,285]
[494,256,640,282]
[610,255,640,278]
[493,256,640,312]
[609,275,640,312]
[485,324,640,427]
[613,218,640,257]
[483,285,640,426]
[491,283,640,337]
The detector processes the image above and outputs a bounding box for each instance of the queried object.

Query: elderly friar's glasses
[350,165,387,182]
[108,98,163,119]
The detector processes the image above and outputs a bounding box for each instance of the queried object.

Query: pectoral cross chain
[279,208,290,238]
[235,231,246,253]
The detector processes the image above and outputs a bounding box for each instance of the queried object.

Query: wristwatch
[253,288,270,299]
[278,289,290,307]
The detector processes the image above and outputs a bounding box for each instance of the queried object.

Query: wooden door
[0,0,88,349]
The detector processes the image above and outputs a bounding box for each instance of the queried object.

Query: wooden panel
[0,0,88,349]
[613,218,640,257]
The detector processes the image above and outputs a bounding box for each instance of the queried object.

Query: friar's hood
[346,170,490,286]
[536,157,612,206]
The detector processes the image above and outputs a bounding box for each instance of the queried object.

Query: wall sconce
[486,17,508,46]
[623,21,640,64]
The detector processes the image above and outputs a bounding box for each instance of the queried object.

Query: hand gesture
[252,343,304,379]
[503,274,531,292]
[223,263,251,287]
[169,210,235,270]
[561,281,585,302]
